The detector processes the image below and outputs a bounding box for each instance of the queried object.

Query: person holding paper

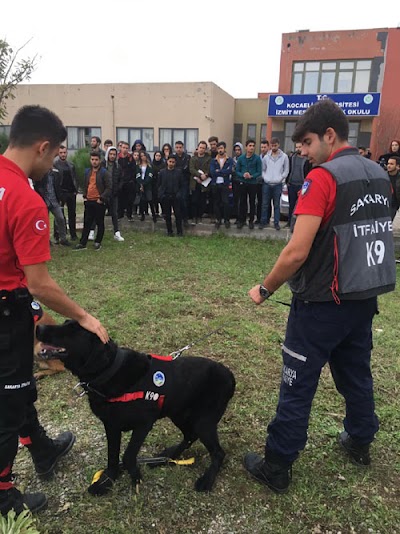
[189,141,212,224]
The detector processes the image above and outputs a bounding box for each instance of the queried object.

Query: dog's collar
[88,347,126,388]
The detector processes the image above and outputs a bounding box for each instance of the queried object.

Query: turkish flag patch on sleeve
[32,218,48,235]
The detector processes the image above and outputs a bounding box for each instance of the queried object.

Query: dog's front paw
[194,473,215,492]
[88,469,116,496]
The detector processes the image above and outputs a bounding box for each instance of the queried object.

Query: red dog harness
[107,354,173,410]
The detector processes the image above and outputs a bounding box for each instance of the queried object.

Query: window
[67,127,101,150]
[260,124,267,144]
[283,122,297,154]
[158,128,198,154]
[348,122,360,147]
[247,124,256,140]
[0,125,10,136]
[116,128,154,151]
[291,60,372,94]
[233,123,243,145]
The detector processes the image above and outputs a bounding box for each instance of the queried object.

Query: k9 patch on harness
[301,179,312,196]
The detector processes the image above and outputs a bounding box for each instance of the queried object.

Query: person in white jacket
[259,138,289,230]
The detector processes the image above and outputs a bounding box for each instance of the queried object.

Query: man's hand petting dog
[36,320,235,494]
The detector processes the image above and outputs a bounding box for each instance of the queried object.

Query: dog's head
[36,320,118,380]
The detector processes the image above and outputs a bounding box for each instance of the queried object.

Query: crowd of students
[37,135,400,249]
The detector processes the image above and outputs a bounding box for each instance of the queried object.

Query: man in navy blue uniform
[244,99,396,493]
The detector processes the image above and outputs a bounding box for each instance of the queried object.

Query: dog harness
[107,354,173,411]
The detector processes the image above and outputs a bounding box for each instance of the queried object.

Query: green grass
[18,229,400,534]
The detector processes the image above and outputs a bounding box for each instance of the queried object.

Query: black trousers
[80,201,106,245]
[211,184,230,222]
[238,183,257,223]
[118,182,136,219]
[256,183,263,222]
[0,295,42,488]
[61,191,77,239]
[161,195,182,234]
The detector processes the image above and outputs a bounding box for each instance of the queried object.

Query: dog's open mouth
[38,344,68,361]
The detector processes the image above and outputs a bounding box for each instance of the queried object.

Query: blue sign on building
[268,93,381,117]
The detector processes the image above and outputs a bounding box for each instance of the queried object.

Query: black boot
[243,449,292,494]
[25,428,76,480]
[339,431,371,466]
[0,487,47,516]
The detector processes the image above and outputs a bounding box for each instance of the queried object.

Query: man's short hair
[270,137,280,145]
[358,146,366,151]
[245,139,255,147]
[208,136,219,144]
[175,140,184,146]
[120,141,129,147]
[198,141,208,148]
[91,136,101,144]
[59,144,67,150]
[292,99,349,142]
[217,141,226,149]
[90,151,101,158]
[261,139,270,145]
[104,139,113,145]
[167,154,177,161]
[8,105,67,149]
[388,156,400,165]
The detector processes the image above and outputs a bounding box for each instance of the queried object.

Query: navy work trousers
[266,297,379,464]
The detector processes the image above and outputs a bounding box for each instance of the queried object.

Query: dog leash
[169,324,229,359]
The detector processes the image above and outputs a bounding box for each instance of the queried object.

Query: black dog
[36,320,235,494]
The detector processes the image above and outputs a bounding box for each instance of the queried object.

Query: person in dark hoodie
[132,140,151,163]
[117,141,135,221]
[158,154,183,236]
[151,151,165,216]
[102,146,124,241]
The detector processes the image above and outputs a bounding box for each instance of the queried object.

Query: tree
[0,38,37,123]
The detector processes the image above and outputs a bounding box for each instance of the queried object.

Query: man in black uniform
[0,105,109,516]
[244,99,396,493]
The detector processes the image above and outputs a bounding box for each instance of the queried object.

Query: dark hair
[358,146,366,151]
[59,144,67,150]
[217,141,226,148]
[270,137,280,145]
[388,155,400,165]
[208,136,219,144]
[9,105,67,149]
[91,136,101,144]
[198,140,208,148]
[90,151,101,158]
[292,99,349,142]
[175,140,184,147]
[261,139,270,145]
[161,143,173,155]
[245,139,255,147]
[167,154,177,161]
[104,139,113,145]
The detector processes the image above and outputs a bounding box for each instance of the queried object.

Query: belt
[0,288,31,305]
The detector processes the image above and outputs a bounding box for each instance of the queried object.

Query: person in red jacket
[0,105,108,517]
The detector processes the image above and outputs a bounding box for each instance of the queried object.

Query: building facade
[260,27,400,158]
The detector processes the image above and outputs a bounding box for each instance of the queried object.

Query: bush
[0,132,9,154]
[70,147,90,192]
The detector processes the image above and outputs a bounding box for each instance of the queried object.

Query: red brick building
[260,28,400,159]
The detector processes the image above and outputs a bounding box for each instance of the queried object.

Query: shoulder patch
[32,219,48,235]
[301,179,312,196]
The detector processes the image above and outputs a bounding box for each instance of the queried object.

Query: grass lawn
[18,229,400,534]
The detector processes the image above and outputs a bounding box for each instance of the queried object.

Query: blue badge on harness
[153,371,165,387]
[31,301,40,311]
[301,179,312,196]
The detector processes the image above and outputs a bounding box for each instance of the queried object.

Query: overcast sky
[1,1,397,99]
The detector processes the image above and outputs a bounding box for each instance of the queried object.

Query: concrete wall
[5,82,236,152]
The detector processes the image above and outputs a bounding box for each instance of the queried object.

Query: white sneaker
[114,231,124,242]
[88,230,95,241]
